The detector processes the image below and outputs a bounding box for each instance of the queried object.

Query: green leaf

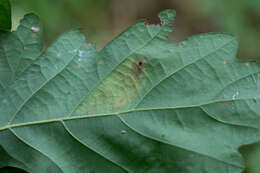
[0,14,43,96]
[1,10,260,173]
[0,0,11,31]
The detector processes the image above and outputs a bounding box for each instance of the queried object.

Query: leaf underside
[1,10,260,173]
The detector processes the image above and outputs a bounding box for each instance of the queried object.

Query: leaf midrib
[1,97,259,131]
[3,21,164,129]
[1,33,258,130]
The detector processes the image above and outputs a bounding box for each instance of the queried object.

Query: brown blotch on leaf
[223,60,227,65]
[132,58,146,78]
[98,60,103,65]
[253,98,257,103]
[77,64,82,68]
[23,46,28,50]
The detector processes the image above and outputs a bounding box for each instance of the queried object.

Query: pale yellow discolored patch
[75,57,149,115]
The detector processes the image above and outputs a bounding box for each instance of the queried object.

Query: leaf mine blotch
[132,58,146,78]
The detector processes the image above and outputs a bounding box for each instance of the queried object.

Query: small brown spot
[245,62,250,67]
[88,111,93,114]
[77,64,82,68]
[23,46,28,50]
[33,109,38,114]
[98,60,103,64]
[223,60,227,65]
[30,26,40,33]
[132,58,146,78]
[253,98,257,103]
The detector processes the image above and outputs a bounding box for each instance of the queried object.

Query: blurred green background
[9,0,260,172]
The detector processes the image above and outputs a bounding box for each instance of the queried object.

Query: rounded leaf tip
[159,9,176,25]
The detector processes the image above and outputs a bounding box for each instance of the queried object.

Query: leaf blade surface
[1,10,260,173]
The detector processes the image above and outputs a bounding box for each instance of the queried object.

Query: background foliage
[0,0,11,30]
[4,0,260,172]
[10,0,260,59]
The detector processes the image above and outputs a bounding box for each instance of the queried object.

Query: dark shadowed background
[9,0,260,172]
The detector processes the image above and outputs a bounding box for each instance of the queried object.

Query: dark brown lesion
[132,58,146,78]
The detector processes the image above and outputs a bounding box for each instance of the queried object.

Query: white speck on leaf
[121,130,127,134]
[78,50,84,57]
[31,26,40,32]
[232,91,239,100]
